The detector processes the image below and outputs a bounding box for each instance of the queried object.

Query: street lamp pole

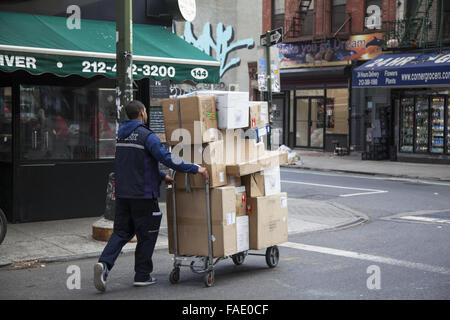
[265,30,272,150]
[116,0,133,122]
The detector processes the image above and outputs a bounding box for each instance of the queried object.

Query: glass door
[295,98,309,147]
[430,97,445,154]
[400,97,414,152]
[415,97,429,153]
[295,97,325,148]
[310,98,325,148]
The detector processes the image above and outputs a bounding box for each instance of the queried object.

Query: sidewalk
[288,150,450,182]
[0,199,367,267]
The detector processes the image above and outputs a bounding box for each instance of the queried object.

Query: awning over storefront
[353,50,450,88]
[0,11,220,83]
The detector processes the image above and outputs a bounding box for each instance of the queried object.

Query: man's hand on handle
[197,166,209,180]
[164,174,174,185]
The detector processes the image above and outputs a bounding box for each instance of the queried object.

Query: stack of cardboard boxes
[163,91,288,258]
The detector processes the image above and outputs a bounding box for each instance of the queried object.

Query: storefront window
[430,97,445,154]
[0,87,12,162]
[19,85,116,161]
[400,97,414,152]
[325,88,348,135]
[415,97,429,153]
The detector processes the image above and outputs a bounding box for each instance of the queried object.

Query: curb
[281,164,450,183]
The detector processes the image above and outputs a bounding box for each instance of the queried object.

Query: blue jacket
[115,120,199,199]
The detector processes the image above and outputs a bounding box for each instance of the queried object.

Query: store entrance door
[295,97,325,148]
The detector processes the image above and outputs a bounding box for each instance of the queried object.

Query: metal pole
[265,31,272,150]
[116,0,133,122]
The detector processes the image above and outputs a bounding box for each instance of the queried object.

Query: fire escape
[284,0,312,41]
[385,0,444,50]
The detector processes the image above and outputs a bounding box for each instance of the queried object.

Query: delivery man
[94,100,209,292]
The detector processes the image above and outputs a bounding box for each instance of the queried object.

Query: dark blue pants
[99,198,162,282]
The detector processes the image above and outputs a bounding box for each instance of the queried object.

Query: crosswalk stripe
[280,242,450,275]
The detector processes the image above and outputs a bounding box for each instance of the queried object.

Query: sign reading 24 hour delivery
[353,51,450,87]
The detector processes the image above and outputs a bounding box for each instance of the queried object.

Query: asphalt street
[1,168,449,300]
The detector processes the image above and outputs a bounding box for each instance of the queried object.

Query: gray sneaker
[94,262,109,292]
[133,276,157,287]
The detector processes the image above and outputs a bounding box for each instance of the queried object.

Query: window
[406,0,419,19]
[325,89,348,135]
[331,0,347,34]
[0,87,12,162]
[302,0,314,36]
[19,85,117,161]
[365,0,382,30]
[272,0,285,30]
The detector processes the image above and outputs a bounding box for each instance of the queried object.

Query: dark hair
[125,100,145,120]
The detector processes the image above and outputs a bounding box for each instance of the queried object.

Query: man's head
[125,100,147,123]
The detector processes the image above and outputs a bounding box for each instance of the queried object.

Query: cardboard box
[226,151,288,177]
[162,96,218,145]
[193,91,249,129]
[242,166,281,198]
[248,101,268,129]
[235,185,247,216]
[166,186,237,257]
[236,215,249,253]
[248,193,288,250]
[173,141,227,189]
[241,172,265,198]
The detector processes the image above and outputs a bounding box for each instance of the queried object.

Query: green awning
[0,11,220,83]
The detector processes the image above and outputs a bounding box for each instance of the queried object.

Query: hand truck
[168,170,280,287]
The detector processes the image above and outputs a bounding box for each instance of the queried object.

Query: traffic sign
[260,27,283,47]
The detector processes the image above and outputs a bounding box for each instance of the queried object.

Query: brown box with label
[173,140,227,189]
[166,186,237,257]
[162,96,218,145]
[234,185,247,216]
[248,193,288,250]
[248,101,269,129]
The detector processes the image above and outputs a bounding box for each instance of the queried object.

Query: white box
[193,91,249,129]
[263,166,281,196]
[236,215,249,253]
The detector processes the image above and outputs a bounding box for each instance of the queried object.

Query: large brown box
[166,186,237,257]
[248,193,288,250]
[173,141,227,189]
[162,96,218,146]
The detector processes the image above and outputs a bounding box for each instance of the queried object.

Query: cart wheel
[265,246,279,268]
[204,270,215,287]
[169,268,180,284]
[231,252,246,265]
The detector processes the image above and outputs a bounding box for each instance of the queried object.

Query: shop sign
[353,51,450,87]
[277,33,383,69]
[0,51,219,83]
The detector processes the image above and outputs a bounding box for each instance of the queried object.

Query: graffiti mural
[182,22,254,77]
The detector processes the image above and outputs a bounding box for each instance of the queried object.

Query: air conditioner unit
[228,84,239,91]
